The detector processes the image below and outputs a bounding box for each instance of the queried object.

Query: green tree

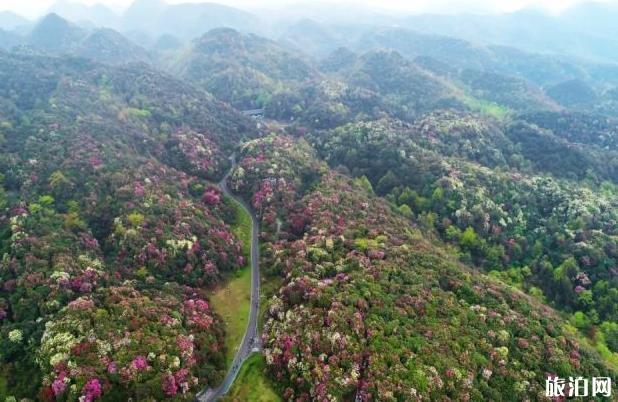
[355,176,374,194]
[460,226,479,250]
[398,204,413,218]
[376,170,399,194]
[600,322,618,353]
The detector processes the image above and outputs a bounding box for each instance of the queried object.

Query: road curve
[196,153,261,402]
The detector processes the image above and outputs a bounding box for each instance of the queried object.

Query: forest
[0,1,617,400]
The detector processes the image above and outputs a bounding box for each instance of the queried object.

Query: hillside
[306,114,618,340]
[169,28,319,109]
[0,11,28,30]
[23,14,151,65]
[288,22,618,111]
[339,50,456,119]
[227,134,616,400]
[0,51,258,399]
[28,13,84,53]
[0,3,618,401]
[75,28,151,64]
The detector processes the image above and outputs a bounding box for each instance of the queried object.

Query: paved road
[196,154,261,402]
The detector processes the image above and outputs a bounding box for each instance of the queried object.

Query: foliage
[0,50,256,399]
[308,117,618,325]
[222,353,281,402]
[231,134,616,401]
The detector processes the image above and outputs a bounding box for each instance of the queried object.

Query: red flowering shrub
[0,54,257,400]
[201,186,221,205]
[163,130,227,179]
[81,378,102,402]
[36,285,222,400]
[106,163,245,286]
[231,136,616,401]
[228,134,324,239]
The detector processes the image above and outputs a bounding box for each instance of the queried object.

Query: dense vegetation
[1,7,618,400]
[168,28,318,110]
[0,51,256,399]
[308,115,618,346]
[228,135,615,400]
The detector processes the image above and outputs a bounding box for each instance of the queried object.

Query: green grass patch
[259,273,283,330]
[125,107,152,119]
[563,323,618,372]
[210,196,253,366]
[229,197,253,256]
[211,267,252,366]
[460,95,511,120]
[222,353,281,402]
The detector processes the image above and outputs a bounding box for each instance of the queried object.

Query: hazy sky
[1,0,613,19]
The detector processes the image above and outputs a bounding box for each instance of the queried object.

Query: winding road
[196,154,261,402]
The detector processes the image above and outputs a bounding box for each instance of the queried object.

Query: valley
[198,155,262,401]
[0,1,617,401]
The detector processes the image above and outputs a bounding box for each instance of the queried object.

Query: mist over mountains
[2,1,618,149]
[2,0,618,62]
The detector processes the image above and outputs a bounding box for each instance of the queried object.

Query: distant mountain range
[0,13,151,65]
[0,0,617,118]
[402,7,618,63]
[47,0,121,28]
[1,5,617,119]
[0,11,28,30]
[2,1,618,63]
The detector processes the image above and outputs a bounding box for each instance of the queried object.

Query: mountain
[228,130,617,401]
[560,2,618,39]
[25,13,151,65]
[0,49,257,399]
[402,7,618,64]
[0,29,22,50]
[122,0,166,32]
[345,24,618,111]
[455,69,561,112]
[339,49,457,119]
[2,5,618,401]
[152,34,183,51]
[122,29,156,49]
[2,44,615,400]
[319,46,358,73]
[28,13,85,53]
[122,0,258,39]
[545,78,598,107]
[154,2,258,39]
[316,47,557,120]
[278,21,618,91]
[255,1,398,26]
[169,28,319,109]
[46,0,120,28]
[0,11,28,30]
[75,28,151,64]
[278,18,340,57]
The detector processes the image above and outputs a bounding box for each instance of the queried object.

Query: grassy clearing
[259,274,283,330]
[209,197,253,366]
[211,267,252,366]
[460,95,511,120]
[563,323,618,372]
[222,353,281,402]
[209,197,282,401]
